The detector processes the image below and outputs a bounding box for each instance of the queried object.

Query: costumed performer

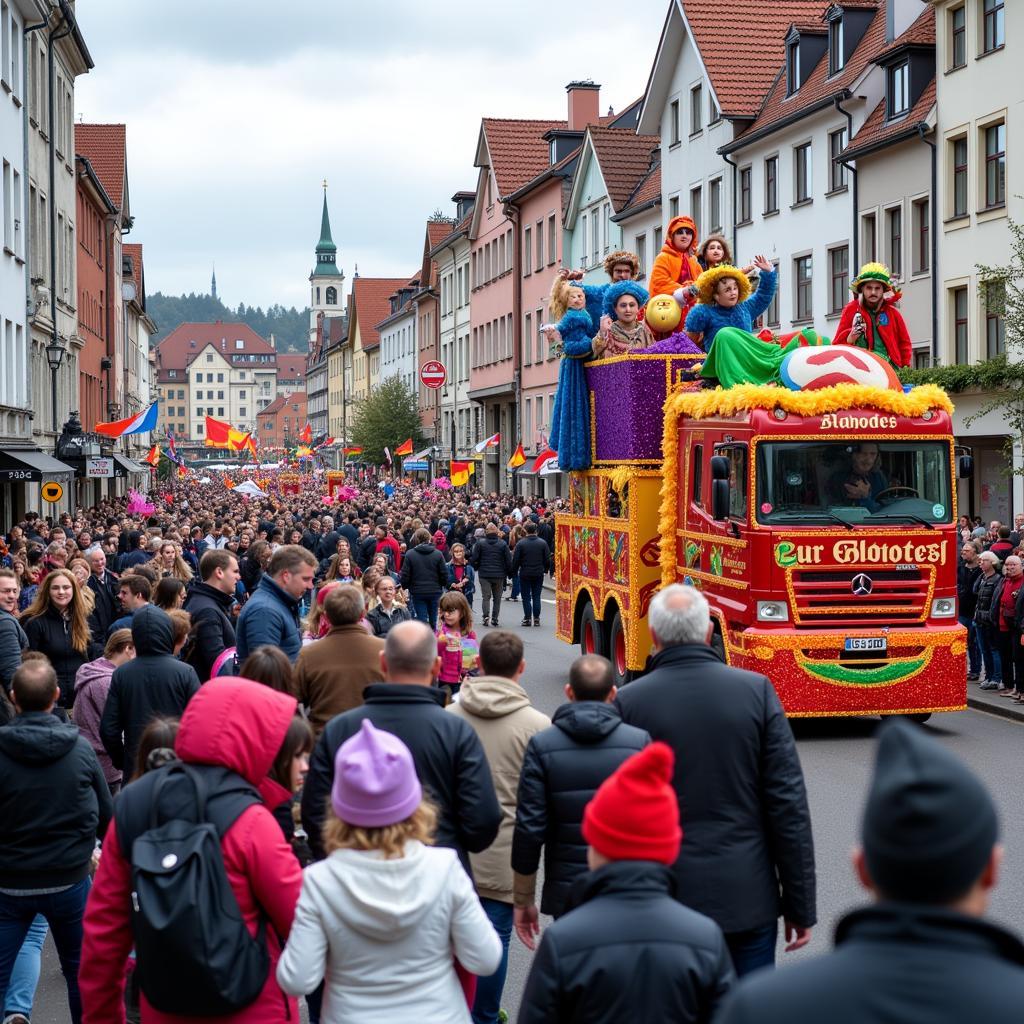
[554,250,641,340]
[648,216,703,320]
[689,260,828,388]
[592,280,651,356]
[697,233,756,277]
[834,262,912,368]
[547,277,596,471]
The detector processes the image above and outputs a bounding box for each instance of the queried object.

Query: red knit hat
[582,742,682,864]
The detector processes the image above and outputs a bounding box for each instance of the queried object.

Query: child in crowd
[436,592,478,701]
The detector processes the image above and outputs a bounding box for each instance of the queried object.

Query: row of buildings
[304,0,1020,519]
[1,1,155,519]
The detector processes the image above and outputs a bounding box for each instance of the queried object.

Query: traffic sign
[420,360,447,390]
[41,481,63,503]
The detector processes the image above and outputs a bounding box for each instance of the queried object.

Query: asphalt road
[28,596,1024,1021]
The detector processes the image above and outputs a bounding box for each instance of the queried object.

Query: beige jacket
[447,675,550,903]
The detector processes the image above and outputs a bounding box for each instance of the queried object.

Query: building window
[984,280,1006,357]
[523,312,532,366]
[668,195,679,219]
[592,210,599,265]
[580,215,588,266]
[953,287,969,363]
[654,226,662,251]
[794,143,812,203]
[765,262,780,326]
[547,214,556,264]
[787,39,800,95]
[829,246,849,314]
[708,178,722,234]
[765,156,778,214]
[325,286,336,305]
[888,61,909,119]
[952,136,969,217]
[239,407,247,418]
[739,166,752,222]
[690,84,703,134]
[523,226,532,275]
[983,0,1004,54]
[913,198,930,273]
[635,234,647,275]
[985,122,1006,208]
[217,372,224,382]
[536,220,544,267]
[950,6,966,69]
[709,93,720,124]
[670,99,680,145]
[795,255,813,321]
[829,16,845,75]
[829,128,848,192]
[886,206,903,277]
[690,186,702,237]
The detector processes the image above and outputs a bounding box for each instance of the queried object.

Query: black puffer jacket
[99,605,201,773]
[715,904,1024,1024]
[974,571,1004,626]
[512,702,649,917]
[182,581,236,682]
[957,561,982,619]
[511,534,551,579]
[302,683,501,872]
[22,607,89,708]
[471,535,512,581]
[0,711,112,889]
[616,643,817,935]
[400,542,448,597]
[518,861,734,1024]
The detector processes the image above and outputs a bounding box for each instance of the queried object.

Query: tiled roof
[682,1,832,118]
[75,124,127,209]
[431,211,473,255]
[731,4,885,145]
[122,243,142,282]
[588,128,661,212]
[156,322,276,373]
[843,78,936,158]
[481,118,567,198]
[257,394,289,418]
[426,219,455,250]
[276,353,307,381]
[873,6,935,62]
[617,162,662,219]
[351,277,407,351]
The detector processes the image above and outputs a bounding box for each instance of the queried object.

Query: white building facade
[433,226,474,456]
[377,297,417,398]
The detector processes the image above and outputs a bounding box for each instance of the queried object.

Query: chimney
[566,80,601,131]
[269,332,276,350]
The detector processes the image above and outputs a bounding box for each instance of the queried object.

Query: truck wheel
[579,602,602,657]
[607,609,631,688]
[901,713,932,724]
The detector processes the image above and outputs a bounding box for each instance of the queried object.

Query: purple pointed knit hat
[330,720,422,828]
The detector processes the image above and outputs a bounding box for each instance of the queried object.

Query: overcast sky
[74,1,667,317]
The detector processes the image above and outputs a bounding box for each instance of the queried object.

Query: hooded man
[834,262,912,368]
[648,216,703,311]
[716,718,1024,1023]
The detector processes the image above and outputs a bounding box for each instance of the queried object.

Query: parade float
[554,342,971,721]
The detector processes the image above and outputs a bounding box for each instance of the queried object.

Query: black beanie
[862,719,998,904]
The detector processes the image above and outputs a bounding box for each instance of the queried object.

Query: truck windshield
[756,440,953,526]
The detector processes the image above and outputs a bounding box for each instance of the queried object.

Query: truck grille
[790,567,931,625]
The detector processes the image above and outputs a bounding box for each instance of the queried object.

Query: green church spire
[312,180,341,279]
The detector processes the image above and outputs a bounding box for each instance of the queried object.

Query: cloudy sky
[74,1,667,317]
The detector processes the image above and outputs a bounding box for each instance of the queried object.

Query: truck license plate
[845,637,887,652]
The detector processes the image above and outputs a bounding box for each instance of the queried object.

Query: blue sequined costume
[548,308,595,471]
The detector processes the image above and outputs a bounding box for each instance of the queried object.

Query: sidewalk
[968,681,1024,724]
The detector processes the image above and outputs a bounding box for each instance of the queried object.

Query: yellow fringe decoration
[666,382,953,421]
[609,466,632,495]
[657,382,953,588]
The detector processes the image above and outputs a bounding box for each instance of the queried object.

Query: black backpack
[116,761,270,1015]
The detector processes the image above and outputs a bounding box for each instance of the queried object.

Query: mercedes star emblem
[851,573,874,596]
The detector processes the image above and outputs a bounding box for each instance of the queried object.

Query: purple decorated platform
[587,353,701,465]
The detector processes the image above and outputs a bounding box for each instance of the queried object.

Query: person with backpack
[80,677,304,1023]
[182,550,240,681]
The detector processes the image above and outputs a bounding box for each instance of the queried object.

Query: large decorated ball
[779,345,902,391]
[645,294,682,333]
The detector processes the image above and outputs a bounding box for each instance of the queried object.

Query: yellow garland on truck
[657,382,954,586]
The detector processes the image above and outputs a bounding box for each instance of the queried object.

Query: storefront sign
[86,458,115,478]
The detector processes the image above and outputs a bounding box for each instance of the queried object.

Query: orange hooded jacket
[649,216,703,300]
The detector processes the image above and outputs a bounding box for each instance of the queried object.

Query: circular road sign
[41,481,64,503]
[420,360,447,390]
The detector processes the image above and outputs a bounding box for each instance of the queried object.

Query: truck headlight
[931,597,956,618]
[756,600,789,622]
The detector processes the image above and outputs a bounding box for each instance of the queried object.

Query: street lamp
[45,341,64,432]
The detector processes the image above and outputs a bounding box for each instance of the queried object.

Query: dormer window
[829,14,845,75]
[888,60,909,119]
[786,39,801,95]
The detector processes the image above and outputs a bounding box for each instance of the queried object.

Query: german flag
[507,443,526,469]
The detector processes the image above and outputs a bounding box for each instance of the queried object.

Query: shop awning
[0,449,75,482]
[113,454,149,475]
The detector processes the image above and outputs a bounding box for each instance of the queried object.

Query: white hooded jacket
[276,840,501,1023]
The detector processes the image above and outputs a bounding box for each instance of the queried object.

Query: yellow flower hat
[695,264,752,306]
[850,261,893,293]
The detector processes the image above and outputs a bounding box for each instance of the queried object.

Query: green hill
[147,292,310,353]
